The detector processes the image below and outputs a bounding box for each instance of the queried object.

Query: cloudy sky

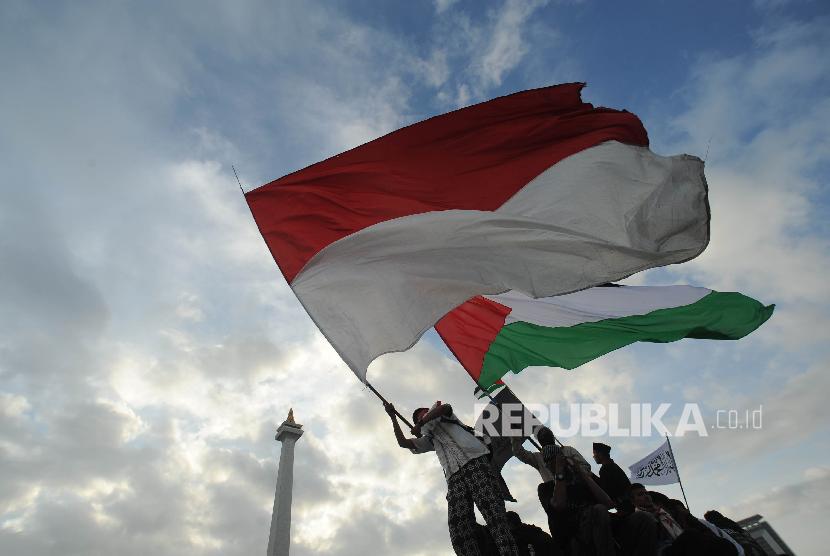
[1,0,828,554]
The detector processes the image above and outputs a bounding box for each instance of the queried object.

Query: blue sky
[1,1,828,555]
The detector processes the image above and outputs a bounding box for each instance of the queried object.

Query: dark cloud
[204,479,271,554]
[292,438,340,513]
[0,189,110,405]
[0,494,121,556]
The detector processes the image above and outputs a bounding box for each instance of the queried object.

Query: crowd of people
[384,400,770,556]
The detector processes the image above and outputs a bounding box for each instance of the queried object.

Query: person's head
[630,483,653,510]
[592,442,612,464]
[704,510,727,527]
[535,426,555,446]
[648,490,671,511]
[704,510,737,530]
[668,499,686,513]
[666,499,698,528]
[672,499,698,520]
[704,510,722,522]
[412,408,428,424]
[505,511,522,529]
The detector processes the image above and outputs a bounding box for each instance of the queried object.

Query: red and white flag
[246,83,710,379]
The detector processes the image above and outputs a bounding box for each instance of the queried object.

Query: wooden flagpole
[665,434,691,512]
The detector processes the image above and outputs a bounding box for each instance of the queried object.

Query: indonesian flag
[246,84,710,380]
[436,285,774,391]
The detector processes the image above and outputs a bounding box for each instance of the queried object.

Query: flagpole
[365,380,414,429]
[232,165,245,195]
[665,434,690,512]
[504,384,545,451]
[477,383,543,451]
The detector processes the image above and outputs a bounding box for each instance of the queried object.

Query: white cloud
[0,394,30,419]
[0,3,828,556]
[476,0,549,90]
[426,0,557,107]
[434,0,461,15]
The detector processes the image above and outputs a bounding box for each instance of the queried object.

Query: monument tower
[267,408,303,556]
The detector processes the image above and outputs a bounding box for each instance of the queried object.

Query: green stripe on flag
[478,291,774,389]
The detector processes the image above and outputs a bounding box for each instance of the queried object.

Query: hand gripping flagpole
[365,381,414,429]
[665,434,691,512]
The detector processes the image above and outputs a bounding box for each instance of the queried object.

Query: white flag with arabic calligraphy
[628,440,679,486]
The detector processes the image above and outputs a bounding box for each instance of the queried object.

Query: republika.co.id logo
[473,403,764,438]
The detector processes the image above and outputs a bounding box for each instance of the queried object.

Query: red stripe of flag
[245,83,648,282]
[435,296,512,386]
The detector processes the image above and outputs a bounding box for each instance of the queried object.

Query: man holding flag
[383,401,520,556]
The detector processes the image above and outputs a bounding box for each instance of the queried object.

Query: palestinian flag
[246,83,710,379]
[436,285,774,391]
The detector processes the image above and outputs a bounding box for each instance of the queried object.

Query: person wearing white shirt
[385,401,519,556]
[699,518,745,556]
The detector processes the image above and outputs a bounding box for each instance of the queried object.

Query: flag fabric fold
[436,285,774,390]
[247,83,711,379]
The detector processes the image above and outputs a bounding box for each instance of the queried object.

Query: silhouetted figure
[631,485,680,555]
[592,443,657,556]
[631,484,736,556]
[660,499,741,555]
[592,442,632,511]
[385,401,519,556]
[550,451,617,555]
[705,511,767,556]
[511,426,590,538]
[475,522,500,556]
[505,511,561,556]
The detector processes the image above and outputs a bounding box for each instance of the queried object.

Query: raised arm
[510,436,537,468]
[421,402,452,424]
[384,402,416,450]
[410,402,452,436]
[551,455,569,511]
[572,459,614,508]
